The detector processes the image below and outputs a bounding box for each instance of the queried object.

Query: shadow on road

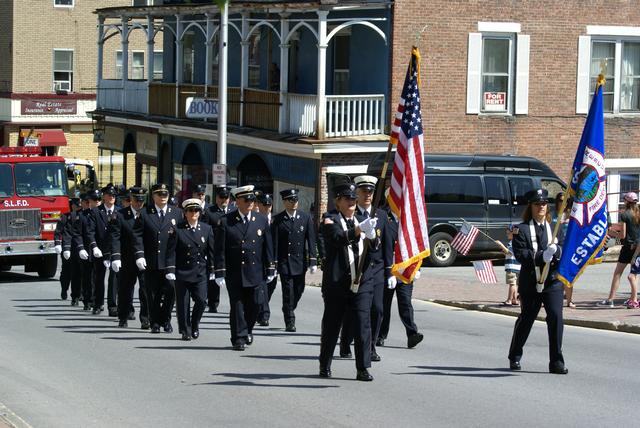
[136,345,230,351]
[0,272,57,283]
[393,365,516,378]
[241,354,319,361]
[194,372,342,388]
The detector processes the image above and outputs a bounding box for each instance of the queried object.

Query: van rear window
[426,175,483,203]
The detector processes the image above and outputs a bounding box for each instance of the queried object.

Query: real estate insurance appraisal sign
[21,99,77,115]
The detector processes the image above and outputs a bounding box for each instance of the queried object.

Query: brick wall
[391,0,640,177]
[0,0,13,92]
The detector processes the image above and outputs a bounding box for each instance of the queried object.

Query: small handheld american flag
[451,222,480,256]
[472,260,498,284]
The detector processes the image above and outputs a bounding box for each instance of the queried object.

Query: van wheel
[429,232,457,267]
[37,255,57,279]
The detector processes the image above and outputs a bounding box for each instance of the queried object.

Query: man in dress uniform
[75,190,100,311]
[88,184,119,315]
[255,192,277,326]
[58,198,82,305]
[378,206,424,349]
[340,175,393,362]
[133,183,183,334]
[204,186,232,312]
[55,201,70,300]
[165,198,215,341]
[269,188,317,332]
[110,187,150,329]
[192,184,210,211]
[213,185,276,351]
[318,180,382,381]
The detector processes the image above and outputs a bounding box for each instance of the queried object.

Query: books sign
[185,97,219,119]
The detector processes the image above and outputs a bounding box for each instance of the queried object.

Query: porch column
[175,15,184,118]
[278,14,290,134]
[97,16,104,85]
[239,12,249,127]
[218,0,229,166]
[146,16,155,83]
[204,13,214,94]
[316,11,328,139]
[121,16,129,113]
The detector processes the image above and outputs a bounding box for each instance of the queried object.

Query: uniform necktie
[536,223,547,248]
[107,209,112,216]
[160,210,165,221]
[363,210,370,218]
[346,218,359,267]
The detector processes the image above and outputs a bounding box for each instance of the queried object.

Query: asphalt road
[0,269,637,427]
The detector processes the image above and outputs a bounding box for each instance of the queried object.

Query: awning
[19,128,67,147]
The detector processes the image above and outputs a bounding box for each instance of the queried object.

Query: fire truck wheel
[38,255,58,279]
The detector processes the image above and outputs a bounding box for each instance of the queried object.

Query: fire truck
[0,147,70,278]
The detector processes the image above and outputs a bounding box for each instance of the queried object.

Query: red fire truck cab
[0,147,70,278]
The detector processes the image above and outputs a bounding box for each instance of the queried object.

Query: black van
[366,153,565,267]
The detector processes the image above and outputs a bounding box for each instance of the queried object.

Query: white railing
[97,79,148,114]
[287,93,317,136]
[326,94,385,138]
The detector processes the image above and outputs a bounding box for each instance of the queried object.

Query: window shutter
[466,33,482,114]
[576,35,591,114]
[515,34,530,115]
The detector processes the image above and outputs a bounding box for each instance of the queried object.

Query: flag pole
[458,217,509,253]
[537,73,606,291]
[351,46,420,293]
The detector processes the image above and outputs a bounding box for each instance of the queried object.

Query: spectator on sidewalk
[597,192,640,308]
[501,225,520,306]
[627,250,640,309]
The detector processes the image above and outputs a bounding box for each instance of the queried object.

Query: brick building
[391,0,640,220]
[0,0,150,189]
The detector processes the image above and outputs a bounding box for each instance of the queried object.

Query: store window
[53,49,73,92]
[98,149,124,187]
[140,163,157,190]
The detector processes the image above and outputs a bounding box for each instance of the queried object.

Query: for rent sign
[185,97,219,119]
[483,92,506,111]
[21,99,77,115]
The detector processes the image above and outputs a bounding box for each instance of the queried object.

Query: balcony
[97,80,386,139]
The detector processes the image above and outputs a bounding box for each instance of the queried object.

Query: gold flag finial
[596,59,607,89]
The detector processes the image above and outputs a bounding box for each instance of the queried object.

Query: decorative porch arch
[326,20,387,45]
[245,21,281,43]
[285,21,318,43]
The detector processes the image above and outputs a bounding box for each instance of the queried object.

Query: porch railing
[97,79,123,111]
[243,88,279,131]
[123,81,148,114]
[97,79,148,114]
[326,94,385,138]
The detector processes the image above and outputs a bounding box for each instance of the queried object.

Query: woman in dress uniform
[508,189,568,374]
[166,198,215,341]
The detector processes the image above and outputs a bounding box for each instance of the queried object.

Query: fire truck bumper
[0,241,57,256]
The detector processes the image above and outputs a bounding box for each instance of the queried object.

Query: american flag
[473,260,498,284]
[388,48,430,283]
[451,222,480,256]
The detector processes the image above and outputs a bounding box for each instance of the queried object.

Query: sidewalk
[306,257,640,334]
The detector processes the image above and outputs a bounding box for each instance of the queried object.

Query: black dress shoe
[140,321,150,330]
[340,349,353,359]
[118,320,128,328]
[181,333,192,341]
[92,308,100,315]
[127,312,136,321]
[246,334,253,345]
[71,298,79,306]
[407,332,424,349]
[108,308,118,317]
[549,363,568,374]
[208,306,218,313]
[510,361,521,371]
[356,369,374,381]
[232,342,246,351]
[319,367,332,378]
[371,352,381,362]
[191,330,199,339]
[61,290,68,300]
[150,324,161,334]
[285,324,296,332]
[83,303,90,311]
[258,320,269,327]
[163,323,173,333]
[375,337,385,347]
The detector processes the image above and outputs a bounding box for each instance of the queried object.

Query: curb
[0,402,31,428]
[429,299,640,335]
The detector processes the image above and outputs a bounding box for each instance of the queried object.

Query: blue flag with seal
[557,76,607,287]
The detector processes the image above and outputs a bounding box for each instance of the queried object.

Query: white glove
[414,269,421,280]
[308,265,318,274]
[165,273,176,281]
[543,244,558,263]
[103,260,111,269]
[79,249,89,260]
[92,247,103,258]
[359,217,378,237]
[62,250,71,260]
[209,273,215,281]
[215,277,226,287]
[135,258,147,271]
[387,276,397,289]
[266,275,276,283]
[111,260,121,273]
[54,245,62,254]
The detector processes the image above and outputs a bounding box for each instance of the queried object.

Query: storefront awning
[19,129,67,147]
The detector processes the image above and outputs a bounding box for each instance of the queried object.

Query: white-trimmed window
[248,31,262,88]
[132,52,144,80]
[54,0,74,7]
[467,23,530,115]
[577,32,640,114]
[53,49,73,92]
[116,51,123,79]
[153,51,163,80]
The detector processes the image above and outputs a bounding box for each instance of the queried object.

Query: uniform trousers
[320,285,373,371]
[379,282,418,339]
[60,255,70,293]
[60,254,82,299]
[281,274,305,325]
[117,266,138,321]
[174,279,207,336]
[508,279,565,365]
[80,259,94,305]
[144,269,175,327]
[257,276,278,322]
[92,261,106,309]
[130,271,149,323]
[107,269,118,310]
[340,281,383,354]
[227,283,260,345]
[207,280,220,311]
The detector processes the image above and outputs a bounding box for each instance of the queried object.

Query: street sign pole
[217,0,228,183]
